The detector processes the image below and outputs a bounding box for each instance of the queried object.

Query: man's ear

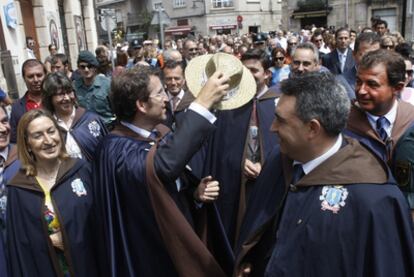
[264,69,272,81]
[308,119,322,140]
[393,81,405,95]
[136,99,148,114]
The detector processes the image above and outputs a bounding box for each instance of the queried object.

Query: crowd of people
[0,17,413,276]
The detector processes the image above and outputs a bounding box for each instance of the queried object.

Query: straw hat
[185,53,256,110]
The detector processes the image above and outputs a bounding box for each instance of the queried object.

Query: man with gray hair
[162,48,183,63]
[235,71,414,276]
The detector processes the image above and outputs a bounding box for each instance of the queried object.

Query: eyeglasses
[78,64,95,70]
[274,57,285,61]
[149,89,167,100]
[407,70,413,76]
[288,42,298,46]
[188,48,198,52]
[381,44,394,49]
[54,90,74,99]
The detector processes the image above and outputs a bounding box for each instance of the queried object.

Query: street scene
[0,0,414,276]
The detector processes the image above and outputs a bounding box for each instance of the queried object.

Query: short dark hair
[48,44,56,51]
[335,27,350,38]
[354,32,381,54]
[42,72,75,113]
[110,66,161,122]
[374,19,388,29]
[311,30,323,41]
[241,48,271,70]
[163,60,184,71]
[95,45,108,56]
[395,43,412,59]
[21,59,46,77]
[359,49,405,87]
[51,53,69,66]
[280,72,350,136]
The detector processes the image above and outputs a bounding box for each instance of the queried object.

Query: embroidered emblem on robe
[88,121,101,137]
[319,185,348,214]
[71,178,87,197]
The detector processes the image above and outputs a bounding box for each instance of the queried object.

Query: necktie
[340,53,345,73]
[149,130,159,140]
[247,98,260,163]
[171,96,179,111]
[376,116,389,142]
[291,163,305,185]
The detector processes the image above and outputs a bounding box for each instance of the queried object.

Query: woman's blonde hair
[17,109,68,176]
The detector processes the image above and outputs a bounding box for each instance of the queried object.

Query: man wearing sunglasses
[74,51,114,127]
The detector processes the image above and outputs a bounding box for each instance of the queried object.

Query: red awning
[165,25,191,35]
[209,24,237,30]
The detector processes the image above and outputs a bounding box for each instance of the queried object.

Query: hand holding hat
[194,71,229,110]
[186,53,256,110]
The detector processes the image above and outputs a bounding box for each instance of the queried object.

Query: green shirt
[74,74,114,125]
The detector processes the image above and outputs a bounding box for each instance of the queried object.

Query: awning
[291,9,330,19]
[164,25,191,35]
[210,24,237,30]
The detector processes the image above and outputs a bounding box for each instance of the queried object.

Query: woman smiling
[42,72,107,161]
[6,109,98,277]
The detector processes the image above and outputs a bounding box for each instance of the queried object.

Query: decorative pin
[71,178,87,197]
[319,185,348,214]
[88,121,101,137]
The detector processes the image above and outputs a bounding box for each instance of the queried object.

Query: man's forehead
[293,49,314,61]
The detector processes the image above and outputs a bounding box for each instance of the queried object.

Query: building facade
[0,0,99,97]
[282,0,414,41]
[160,0,282,39]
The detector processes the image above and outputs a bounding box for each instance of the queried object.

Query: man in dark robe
[235,72,414,277]
[203,48,278,247]
[93,66,233,277]
[345,49,414,163]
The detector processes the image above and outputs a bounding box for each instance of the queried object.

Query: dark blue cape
[92,111,233,277]
[236,137,414,277]
[203,92,278,246]
[6,159,98,277]
[63,107,108,161]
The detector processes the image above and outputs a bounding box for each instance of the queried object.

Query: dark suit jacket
[322,48,355,75]
[10,94,28,143]
[342,66,357,91]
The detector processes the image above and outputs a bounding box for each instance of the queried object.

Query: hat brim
[185,54,256,110]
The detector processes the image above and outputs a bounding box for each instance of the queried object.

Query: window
[154,2,163,9]
[174,0,186,7]
[212,0,233,8]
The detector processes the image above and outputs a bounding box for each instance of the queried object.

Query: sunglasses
[274,57,285,61]
[407,70,413,76]
[79,64,95,70]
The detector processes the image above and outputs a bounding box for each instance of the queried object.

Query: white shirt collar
[0,147,9,163]
[366,100,398,136]
[337,48,348,57]
[295,135,343,175]
[54,108,76,130]
[256,85,269,99]
[120,121,153,138]
[168,89,185,101]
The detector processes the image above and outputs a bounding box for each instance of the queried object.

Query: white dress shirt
[366,100,398,138]
[168,89,185,110]
[55,109,83,159]
[294,135,343,175]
